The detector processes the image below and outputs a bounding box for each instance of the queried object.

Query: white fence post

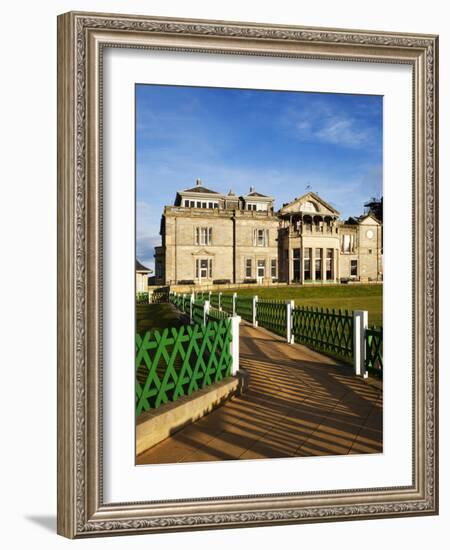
[230,315,241,375]
[218,292,222,311]
[190,292,194,322]
[203,300,210,325]
[353,310,368,377]
[286,300,295,344]
[232,292,237,316]
[252,295,258,327]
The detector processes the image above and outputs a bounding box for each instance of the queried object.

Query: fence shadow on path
[137,323,382,465]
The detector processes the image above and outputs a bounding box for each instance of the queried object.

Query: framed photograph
[57,11,439,538]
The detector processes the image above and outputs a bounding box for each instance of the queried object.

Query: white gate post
[286,300,295,344]
[353,310,368,377]
[218,292,222,311]
[232,292,237,316]
[230,315,241,375]
[252,296,258,327]
[203,300,210,325]
[190,292,194,322]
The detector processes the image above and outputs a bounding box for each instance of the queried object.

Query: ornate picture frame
[57,11,438,538]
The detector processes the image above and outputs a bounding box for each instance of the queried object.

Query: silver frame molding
[57,11,439,538]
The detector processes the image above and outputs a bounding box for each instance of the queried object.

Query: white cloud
[283,100,376,149]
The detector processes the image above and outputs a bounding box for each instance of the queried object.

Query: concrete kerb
[136,375,245,455]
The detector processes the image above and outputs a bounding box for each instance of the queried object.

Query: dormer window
[247,202,268,211]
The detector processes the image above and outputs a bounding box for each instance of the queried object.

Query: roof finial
[250,186,255,193]
[196,178,202,187]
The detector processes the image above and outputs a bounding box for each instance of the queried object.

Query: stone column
[311,247,316,281]
[287,244,292,284]
[300,244,304,284]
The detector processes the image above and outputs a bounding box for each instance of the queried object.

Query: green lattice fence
[194,292,207,305]
[221,294,234,314]
[207,306,230,322]
[292,307,354,362]
[180,295,190,315]
[150,288,169,303]
[235,296,253,322]
[192,301,204,325]
[256,299,287,337]
[136,318,233,414]
[210,293,220,309]
[365,327,383,376]
[136,292,148,304]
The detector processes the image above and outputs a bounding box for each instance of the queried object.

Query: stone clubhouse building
[153,179,382,287]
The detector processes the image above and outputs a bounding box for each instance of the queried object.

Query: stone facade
[154,180,382,286]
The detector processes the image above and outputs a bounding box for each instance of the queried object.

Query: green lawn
[136,303,185,335]
[222,284,383,327]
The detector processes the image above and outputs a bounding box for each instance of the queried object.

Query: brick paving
[137,323,382,464]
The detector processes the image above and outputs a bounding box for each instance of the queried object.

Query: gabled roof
[357,213,381,225]
[241,188,274,201]
[136,259,151,272]
[247,191,269,198]
[279,191,340,216]
[181,185,221,195]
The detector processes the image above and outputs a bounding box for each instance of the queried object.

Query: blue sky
[136,84,383,271]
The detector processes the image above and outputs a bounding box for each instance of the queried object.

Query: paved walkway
[137,323,382,464]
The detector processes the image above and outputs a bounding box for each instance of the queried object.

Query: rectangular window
[195,227,212,245]
[196,258,212,279]
[351,259,358,277]
[257,229,265,246]
[326,248,333,280]
[254,228,269,246]
[257,259,265,279]
[293,248,301,282]
[342,234,350,253]
[315,248,322,280]
[190,200,195,207]
[245,259,252,278]
[184,199,190,207]
[304,247,311,280]
[202,202,207,208]
[196,201,201,208]
[271,258,277,278]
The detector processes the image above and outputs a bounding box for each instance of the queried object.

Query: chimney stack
[196,178,202,187]
[250,186,255,193]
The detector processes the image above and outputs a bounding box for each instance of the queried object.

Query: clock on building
[366,229,374,239]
